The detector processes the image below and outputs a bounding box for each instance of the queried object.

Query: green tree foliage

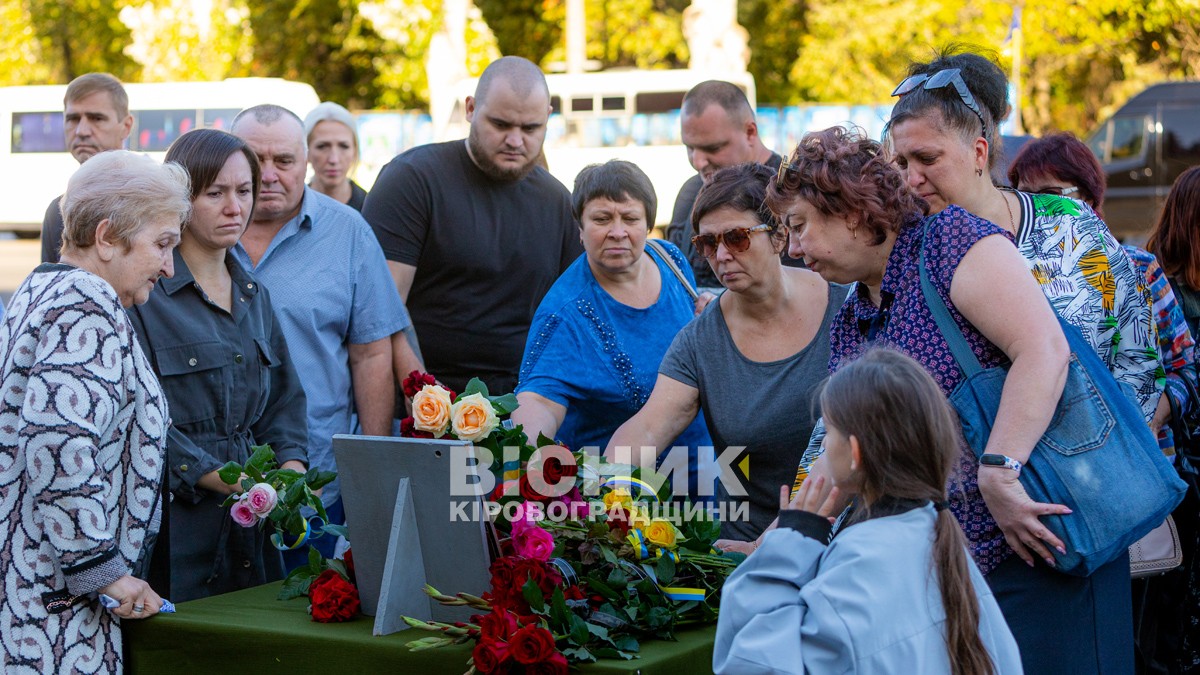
[739,0,807,105]
[1020,0,1200,135]
[788,0,1012,105]
[24,0,141,82]
[474,0,565,65]
[119,0,254,82]
[245,0,391,109]
[0,1,52,86]
[584,0,688,69]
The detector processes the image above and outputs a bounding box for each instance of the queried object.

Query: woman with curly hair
[765,126,1138,674]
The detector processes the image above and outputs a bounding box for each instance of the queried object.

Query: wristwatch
[979,454,1023,475]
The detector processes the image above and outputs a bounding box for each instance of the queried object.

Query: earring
[976,168,983,177]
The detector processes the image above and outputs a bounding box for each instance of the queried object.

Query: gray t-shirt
[660,282,849,540]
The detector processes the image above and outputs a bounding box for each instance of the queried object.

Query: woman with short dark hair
[514,159,712,497]
[127,128,309,602]
[606,162,848,542]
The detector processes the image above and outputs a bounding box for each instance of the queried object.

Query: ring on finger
[133,605,145,612]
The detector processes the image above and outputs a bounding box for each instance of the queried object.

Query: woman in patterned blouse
[0,151,191,673]
[884,49,1155,675]
[888,50,1162,421]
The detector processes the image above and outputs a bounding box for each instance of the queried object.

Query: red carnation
[508,624,559,665]
[402,370,438,399]
[525,653,570,675]
[563,585,585,601]
[309,570,360,623]
[472,638,511,674]
[399,416,435,439]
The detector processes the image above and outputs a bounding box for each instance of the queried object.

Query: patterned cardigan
[0,265,167,674]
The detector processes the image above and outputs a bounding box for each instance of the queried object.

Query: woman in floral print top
[888,52,1161,422]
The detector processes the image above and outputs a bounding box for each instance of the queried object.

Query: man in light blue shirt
[231,104,422,563]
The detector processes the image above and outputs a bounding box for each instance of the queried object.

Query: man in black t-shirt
[664,81,802,289]
[42,73,134,263]
[362,57,582,394]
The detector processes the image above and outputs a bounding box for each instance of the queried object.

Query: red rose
[488,557,517,598]
[511,557,562,598]
[309,569,342,594]
[508,624,558,665]
[542,457,565,485]
[402,371,438,399]
[519,472,553,503]
[525,653,569,675]
[472,638,510,674]
[309,570,360,622]
[477,609,519,640]
[563,585,585,601]
[399,417,435,439]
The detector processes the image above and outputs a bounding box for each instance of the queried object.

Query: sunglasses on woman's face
[691,223,772,258]
[891,68,987,139]
[1030,185,1079,197]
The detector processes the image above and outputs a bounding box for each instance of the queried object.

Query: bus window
[201,109,242,130]
[134,109,197,152]
[601,96,626,112]
[634,91,687,114]
[11,112,66,153]
[550,96,562,114]
[571,97,594,113]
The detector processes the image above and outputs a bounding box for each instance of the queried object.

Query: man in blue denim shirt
[231,105,423,563]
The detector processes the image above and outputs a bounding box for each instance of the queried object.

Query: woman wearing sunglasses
[886,50,1160,425]
[606,162,848,549]
[514,160,714,500]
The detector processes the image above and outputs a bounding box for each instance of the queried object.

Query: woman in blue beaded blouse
[513,160,712,499]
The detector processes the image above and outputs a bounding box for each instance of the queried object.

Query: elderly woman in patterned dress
[0,150,190,673]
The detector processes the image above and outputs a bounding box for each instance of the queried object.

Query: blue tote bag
[918,230,1185,577]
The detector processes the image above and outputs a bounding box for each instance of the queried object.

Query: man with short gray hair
[230,105,420,564]
[41,73,133,263]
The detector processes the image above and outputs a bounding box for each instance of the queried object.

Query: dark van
[1086,81,1200,241]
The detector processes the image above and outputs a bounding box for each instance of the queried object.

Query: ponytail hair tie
[933,500,949,512]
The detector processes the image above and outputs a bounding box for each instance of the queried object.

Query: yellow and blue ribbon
[602,476,659,501]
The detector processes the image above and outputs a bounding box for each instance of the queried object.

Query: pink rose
[231,499,259,527]
[511,524,555,562]
[245,482,279,517]
[511,502,543,534]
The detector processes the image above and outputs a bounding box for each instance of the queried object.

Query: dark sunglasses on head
[891,68,987,139]
[691,223,772,258]
[776,156,799,184]
[1030,185,1079,197]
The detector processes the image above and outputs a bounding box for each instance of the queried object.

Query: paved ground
[0,238,40,306]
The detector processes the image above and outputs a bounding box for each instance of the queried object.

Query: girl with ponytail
[714,348,1022,674]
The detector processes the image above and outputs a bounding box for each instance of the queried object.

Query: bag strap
[917,217,984,378]
[646,238,699,302]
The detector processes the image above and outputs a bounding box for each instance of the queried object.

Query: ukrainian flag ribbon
[602,476,659,501]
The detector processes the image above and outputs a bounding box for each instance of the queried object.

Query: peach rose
[450,393,499,442]
[412,384,453,437]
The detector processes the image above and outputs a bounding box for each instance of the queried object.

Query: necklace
[999,190,1016,235]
